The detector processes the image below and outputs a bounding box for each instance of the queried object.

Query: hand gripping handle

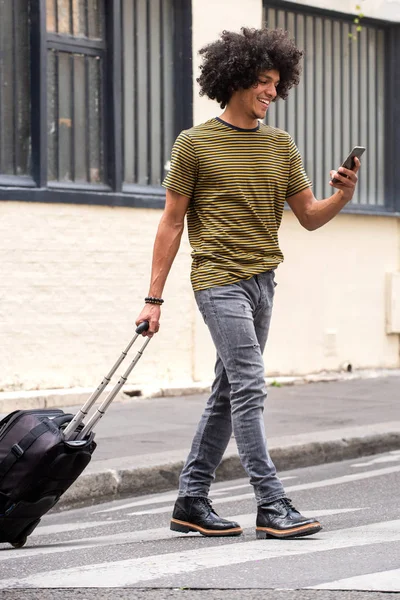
[135,321,150,334]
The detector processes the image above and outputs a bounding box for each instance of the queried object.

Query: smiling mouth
[258,98,270,109]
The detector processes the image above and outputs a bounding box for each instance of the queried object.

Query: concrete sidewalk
[2,375,400,509]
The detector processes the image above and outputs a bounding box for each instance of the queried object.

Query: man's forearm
[148,217,184,297]
[304,190,349,231]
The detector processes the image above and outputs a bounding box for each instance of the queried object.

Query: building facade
[1,0,399,392]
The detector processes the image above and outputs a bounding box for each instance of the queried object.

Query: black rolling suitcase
[0,321,150,548]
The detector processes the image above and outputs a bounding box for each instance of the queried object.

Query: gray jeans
[178,271,286,506]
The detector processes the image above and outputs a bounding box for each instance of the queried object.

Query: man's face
[234,69,280,121]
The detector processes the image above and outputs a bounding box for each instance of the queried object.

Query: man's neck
[219,108,258,130]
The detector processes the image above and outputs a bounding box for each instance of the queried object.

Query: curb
[0,385,212,414]
[56,431,400,511]
[2,368,400,413]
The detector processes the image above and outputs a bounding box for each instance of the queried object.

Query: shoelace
[199,497,218,515]
[280,497,297,512]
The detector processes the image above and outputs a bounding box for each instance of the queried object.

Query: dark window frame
[46,9,108,187]
[264,0,400,216]
[0,1,34,185]
[0,0,193,209]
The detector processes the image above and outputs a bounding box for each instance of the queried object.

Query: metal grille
[264,4,386,207]
[47,50,103,184]
[46,0,103,39]
[122,0,175,186]
[46,0,105,185]
[0,0,31,178]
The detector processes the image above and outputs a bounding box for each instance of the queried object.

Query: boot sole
[170,518,243,537]
[256,522,322,539]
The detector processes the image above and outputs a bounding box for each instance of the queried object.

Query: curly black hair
[197,27,304,108]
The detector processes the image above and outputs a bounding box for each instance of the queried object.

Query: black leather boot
[170,496,243,537]
[256,498,322,539]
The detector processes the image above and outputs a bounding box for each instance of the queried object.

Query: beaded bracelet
[145,296,164,306]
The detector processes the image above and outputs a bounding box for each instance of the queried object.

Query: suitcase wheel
[10,536,27,549]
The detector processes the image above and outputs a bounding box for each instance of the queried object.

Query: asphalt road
[1,451,399,599]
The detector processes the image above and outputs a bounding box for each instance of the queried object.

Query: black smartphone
[331,146,366,183]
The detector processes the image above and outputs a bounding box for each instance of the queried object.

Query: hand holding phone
[331,146,365,184]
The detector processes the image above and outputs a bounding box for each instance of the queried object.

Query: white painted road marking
[127,465,400,512]
[127,504,365,517]
[309,568,400,591]
[93,464,400,517]
[31,519,126,537]
[0,508,363,563]
[93,476,297,514]
[1,519,399,588]
[351,451,400,468]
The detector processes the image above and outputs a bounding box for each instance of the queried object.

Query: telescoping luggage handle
[63,321,150,441]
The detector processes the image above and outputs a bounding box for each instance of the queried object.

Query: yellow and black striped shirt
[162,117,311,292]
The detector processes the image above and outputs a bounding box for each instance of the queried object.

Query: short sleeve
[286,137,312,199]
[162,132,197,198]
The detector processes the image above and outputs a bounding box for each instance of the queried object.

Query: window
[0,0,192,206]
[0,0,31,181]
[263,1,399,212]
[46,0,105,185]
[122,0,175,187]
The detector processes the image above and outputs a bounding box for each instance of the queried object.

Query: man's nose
[269,85,277,99]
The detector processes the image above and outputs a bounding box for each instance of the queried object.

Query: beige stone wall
[269,212,400,374]
[0,202,193,391]
[2,201,398,392]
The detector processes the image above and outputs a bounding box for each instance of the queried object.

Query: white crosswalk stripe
[124,465,400,513]
[0,508,362,563]
[30,519,126,537]
[308,569,400,591]
[351,450,400,468]
[1,520,400,589]
[93,476,298,515]
[127,506,364,518]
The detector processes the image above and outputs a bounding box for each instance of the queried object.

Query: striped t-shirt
[162,117,311,292]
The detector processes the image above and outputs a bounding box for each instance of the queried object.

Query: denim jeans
[178,271,286,506]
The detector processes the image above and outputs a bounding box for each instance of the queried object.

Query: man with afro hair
[136,27,361,540]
